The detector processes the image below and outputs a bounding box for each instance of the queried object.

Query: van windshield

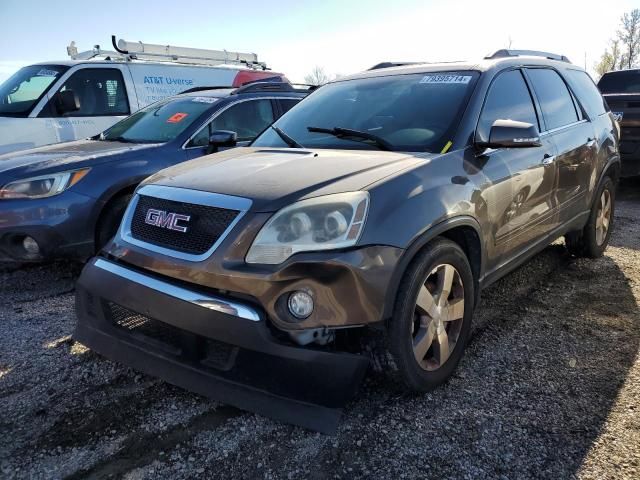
[0,65,69,117]
[252,71,479,153]
[100,96,217,143]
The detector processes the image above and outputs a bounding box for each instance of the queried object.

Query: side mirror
[207,130,237,153]
[476,119,541,149]
[54,89,80,115]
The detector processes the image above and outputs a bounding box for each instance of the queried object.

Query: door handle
[542,154,555,167]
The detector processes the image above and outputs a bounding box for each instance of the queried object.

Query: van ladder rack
[66,35,268,70]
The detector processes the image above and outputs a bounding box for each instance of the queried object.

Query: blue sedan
[0,82,307,262]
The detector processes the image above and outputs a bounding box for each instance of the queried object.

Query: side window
[279,98,300,115]
[49,68,129,117]
[565,69,607,119]
[477,70,539,140]
[189,122,211,148]
[188,99,274,147]
[526,68,579,130]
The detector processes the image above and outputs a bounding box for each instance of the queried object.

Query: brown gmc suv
[74,49,620,433]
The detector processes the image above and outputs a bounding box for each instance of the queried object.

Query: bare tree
[594,39,625,77]
[304,66,331,86]
[617,9,640,69]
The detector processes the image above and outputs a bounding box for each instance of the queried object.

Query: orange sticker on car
[167,112,189,123]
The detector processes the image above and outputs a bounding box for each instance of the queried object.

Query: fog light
[22,236,40,255]
[288,291,314,319]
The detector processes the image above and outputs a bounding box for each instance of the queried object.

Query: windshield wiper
[307,126,392,151]
[271,126,304,148]
[101,136,135,143]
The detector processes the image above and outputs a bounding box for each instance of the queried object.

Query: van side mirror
[54,89,80,115]
[476,119,542,149]
[207,130,237,153]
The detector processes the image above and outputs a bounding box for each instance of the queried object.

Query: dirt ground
[1,180,639,480]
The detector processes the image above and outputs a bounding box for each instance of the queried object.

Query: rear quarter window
[565,69,607,118]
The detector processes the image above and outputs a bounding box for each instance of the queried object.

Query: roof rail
[289,83,321,92]
[231,81,296,95]
[485,49,571,63]
[66,35,269,70]
[369,62,421,70]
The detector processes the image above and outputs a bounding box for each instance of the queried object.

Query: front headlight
[246,191,369,265]
[0,168,91,199]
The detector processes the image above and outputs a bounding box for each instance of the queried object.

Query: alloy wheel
[595,189,612,246]
[412,264,465,371]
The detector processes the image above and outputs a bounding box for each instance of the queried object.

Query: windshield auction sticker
[192,97,218,103]
[36,68,60,77]
[420,75,472,84]
[167,112,189,123]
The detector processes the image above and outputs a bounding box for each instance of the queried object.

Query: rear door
[477,69,558,268]
[525,68,595,225]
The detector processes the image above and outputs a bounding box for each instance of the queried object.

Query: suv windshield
[253,71,479,152]
[0,64,68,117]
[598,70,640,94]
[100,96,217,143]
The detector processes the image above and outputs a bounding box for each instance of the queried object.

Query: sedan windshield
[0,65,69,117]
[252,71,479,152]
[100,96,217,143]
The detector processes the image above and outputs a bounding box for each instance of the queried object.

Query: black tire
[385,237,475,392]
[565,177,615,258]
[95,194,132,252]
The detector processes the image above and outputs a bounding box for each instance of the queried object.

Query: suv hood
[0,139,160,177]
[146,147,431,212]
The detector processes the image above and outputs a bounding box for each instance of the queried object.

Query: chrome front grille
[120,185,252,261]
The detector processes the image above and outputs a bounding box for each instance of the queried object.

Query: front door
[476,68,558,270]
[37,66,131,143]
[183,98,276,160]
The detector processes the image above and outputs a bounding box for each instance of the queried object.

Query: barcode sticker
[420,75,472,84]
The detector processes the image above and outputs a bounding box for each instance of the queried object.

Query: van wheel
[386,238,474,392]
[565,177,615,258]
[96,194,132,252]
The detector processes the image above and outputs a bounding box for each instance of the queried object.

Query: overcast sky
[0,0,636,84]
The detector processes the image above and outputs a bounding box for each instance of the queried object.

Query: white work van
[0,36,284,154]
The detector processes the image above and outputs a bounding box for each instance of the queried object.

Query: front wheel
[565,177,615,258]
[387,238,475,392]
[95,194,133,252]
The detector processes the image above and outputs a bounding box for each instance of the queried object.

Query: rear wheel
[96,194,132,252]
[386,238,475,392]
[565,177,615,258]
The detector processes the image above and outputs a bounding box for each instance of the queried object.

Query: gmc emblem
[144,208,191,233]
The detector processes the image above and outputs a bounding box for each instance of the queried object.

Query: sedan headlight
[246,191,369,265]
[0,168,91,199]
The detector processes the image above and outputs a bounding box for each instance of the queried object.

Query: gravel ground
[1,180,639,479]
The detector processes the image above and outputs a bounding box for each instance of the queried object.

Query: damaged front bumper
[74,257,369,434]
